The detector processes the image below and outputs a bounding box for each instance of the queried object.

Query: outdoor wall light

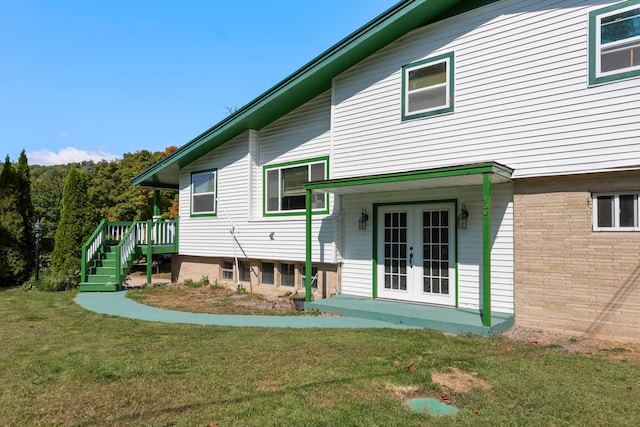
[359,209,369,230]
[458,204,469,229]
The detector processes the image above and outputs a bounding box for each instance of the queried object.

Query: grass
[1,288,640,426]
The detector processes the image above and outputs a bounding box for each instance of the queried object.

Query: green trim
[132,0,509,189]
[190,168,218,217]
[401,52,455,120]
[305,189,313,302]
[263,156,330,217]
[372,199,458,305]
[482,173,491,327]
[153,189,161,217]
[306,162,512,192]
[588,0,640,86]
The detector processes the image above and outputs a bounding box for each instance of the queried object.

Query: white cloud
[27,147,119,166]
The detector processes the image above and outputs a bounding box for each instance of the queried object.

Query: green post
[81,243,87,283]
[174,216,179,253]
[305,188,312,302]
[115,245,121,289]
[146,219,153,284]
[153,189,161,218]
[482,173,492,327]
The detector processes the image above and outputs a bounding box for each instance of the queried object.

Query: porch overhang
[304,161,513,194]
[303,161,513,328]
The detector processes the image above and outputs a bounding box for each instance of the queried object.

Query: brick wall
[171,255,339,299]
[514,171,640,342]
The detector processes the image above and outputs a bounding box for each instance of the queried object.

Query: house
[123,0,640,341]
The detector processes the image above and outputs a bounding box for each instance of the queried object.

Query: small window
[239,261,251,283]
[301,265,318,289]
[589,1,640,85]
[191,169,217,216]
[402,52,454,120]
[261,262,275,285]
[593,193,639,230]
[264,157,328,215]
[281,263,295,287]
[222,260,234,281]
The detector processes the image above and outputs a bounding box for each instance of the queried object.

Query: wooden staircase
[79,243,131,291]
[79,218,178,292]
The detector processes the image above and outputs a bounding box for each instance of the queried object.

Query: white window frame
[590,1,640,84]
[191,169,217,216]
[593,193,640,231]
[264,157,328,215]
[402,52,454,120]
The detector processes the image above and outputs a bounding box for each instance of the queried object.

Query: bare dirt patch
[431,367,491,393]
[126,282,299,315]
[503,325,640,363]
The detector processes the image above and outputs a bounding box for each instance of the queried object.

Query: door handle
[409,246,414,268]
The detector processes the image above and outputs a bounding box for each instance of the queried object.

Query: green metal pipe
[305,189,312,302]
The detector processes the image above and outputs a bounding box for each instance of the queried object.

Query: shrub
[24,269,80,292]
[183,276,209,288]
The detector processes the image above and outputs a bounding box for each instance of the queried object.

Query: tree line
[0,147,178,289]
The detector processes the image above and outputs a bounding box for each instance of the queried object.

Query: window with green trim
[264,157,328,215]
[402,52,454,120]
[589,1,640,85]
[191,169,217,216]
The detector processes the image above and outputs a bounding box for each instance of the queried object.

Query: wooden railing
[81,218,178,286]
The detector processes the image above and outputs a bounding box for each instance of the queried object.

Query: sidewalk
[75,291,417,329]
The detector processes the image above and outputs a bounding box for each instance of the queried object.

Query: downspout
[305,188,312,302]
[482,173,492,327]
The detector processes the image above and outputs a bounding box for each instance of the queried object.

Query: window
[589,1,640,85]
[402,52,454,120]
[261,262,274,285]
[281,263,295,287]
[239,261,251,283]
[191,169,217,216]
[264,157,328,215]
[301,265,318,289]
[593,193,639,230]
[222,260,234,281]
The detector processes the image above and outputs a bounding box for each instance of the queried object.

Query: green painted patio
[76,291,513,335]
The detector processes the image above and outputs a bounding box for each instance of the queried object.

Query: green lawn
[1,288,639,426]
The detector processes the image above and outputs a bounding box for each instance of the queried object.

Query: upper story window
[401,52,454,120]
[191,169,217,216]
[589,1,640,85]
[593,193,639,230]
[264,157,328,216]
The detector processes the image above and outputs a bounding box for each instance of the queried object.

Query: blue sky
[0,0,397,165]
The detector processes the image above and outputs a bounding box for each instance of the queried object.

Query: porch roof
[304,161,513,195]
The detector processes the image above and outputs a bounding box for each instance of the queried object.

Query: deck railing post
[146,219,153,284]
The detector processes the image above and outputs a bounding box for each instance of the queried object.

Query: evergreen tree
[51,165,95,275]
[16,150,34,274]
[0,155,28,285]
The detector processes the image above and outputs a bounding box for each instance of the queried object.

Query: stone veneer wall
[514,170,640,342]
[171,255,340,299]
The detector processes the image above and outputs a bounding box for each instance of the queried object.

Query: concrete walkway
[75,291,416,329]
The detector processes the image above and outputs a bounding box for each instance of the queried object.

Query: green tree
[30,164,68,257]
[51,165,95,276]
[0,155,28,285]
[16,151,34,273]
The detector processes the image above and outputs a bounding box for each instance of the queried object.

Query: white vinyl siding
[331,0,640,181]
[179,95,336,264]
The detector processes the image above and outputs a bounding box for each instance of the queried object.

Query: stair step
[79,282,119,292]
[94,259,116,267]
[91,266,117,275]
[86,274,117,283]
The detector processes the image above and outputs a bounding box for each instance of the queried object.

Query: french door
[377,203,455,306]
